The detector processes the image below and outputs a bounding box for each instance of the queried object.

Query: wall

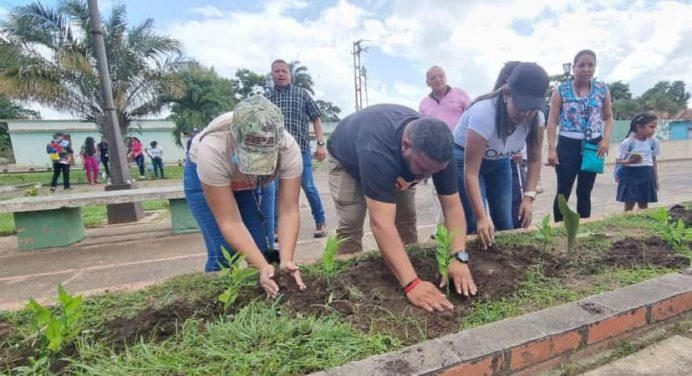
[669,122,691,140]
[7,120,186,168]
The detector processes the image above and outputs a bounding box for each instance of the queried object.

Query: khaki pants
[328,156,417,254]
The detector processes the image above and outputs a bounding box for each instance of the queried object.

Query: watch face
[456,251,469,263]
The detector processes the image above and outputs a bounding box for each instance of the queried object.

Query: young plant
[647,207,670,226]
[534,214,554,253]
[557,194,580,253]
[26,284,83,356]
[664,219,692,254]
[24,184,40,197]
[646,208,691,254]
[322,235,342,278]
[218,247,257,309]
[434,224,454,296]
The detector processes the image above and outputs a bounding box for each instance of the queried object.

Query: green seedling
[434,224,454,296]
[557,194,580,253]
[218,247,257,309]
[646,208,691,254]
[24,184,40,197]
[26,284,83,356]
[534,214,554,253]
[647,207,670,226]
[322,235,343,278]
[664,219,692,253]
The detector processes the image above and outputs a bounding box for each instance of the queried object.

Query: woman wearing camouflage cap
[185,95,306,296]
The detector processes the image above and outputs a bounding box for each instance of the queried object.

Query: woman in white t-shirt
[454,62,549,249]
[184,96,306,297]
[615,112,661,211]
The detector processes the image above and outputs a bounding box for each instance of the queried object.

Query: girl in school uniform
[615,112,661,211]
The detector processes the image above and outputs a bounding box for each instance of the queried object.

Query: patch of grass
[71,300,399,375]
[0,167,184,186]
[590,267,675,293]
[0,200,170,235]
[491,231,536,249]
[0,213,14,236]
[584,211,660,237]
[461,264,676,332]
[461,266,579,330]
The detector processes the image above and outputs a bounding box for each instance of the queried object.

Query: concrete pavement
[581,335,692,376]
[1,159,691,310]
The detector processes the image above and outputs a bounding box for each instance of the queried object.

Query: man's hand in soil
[259,264,280,298]
[442,261,477,297]
[406,280,454,312]
[280,261,307,291]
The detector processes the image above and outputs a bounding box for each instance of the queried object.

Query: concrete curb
[311,270,692,376]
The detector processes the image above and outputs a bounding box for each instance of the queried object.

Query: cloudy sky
[1,0,691,119]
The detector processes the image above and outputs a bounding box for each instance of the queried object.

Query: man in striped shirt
[266,59,327,238]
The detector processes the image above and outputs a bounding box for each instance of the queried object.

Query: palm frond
[2,2,74,49]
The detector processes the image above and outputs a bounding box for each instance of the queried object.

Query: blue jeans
[184,161,275,272]
[275,150,325,227]
[455,147,513,234]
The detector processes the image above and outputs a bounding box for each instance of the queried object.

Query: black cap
[507,62,549,112]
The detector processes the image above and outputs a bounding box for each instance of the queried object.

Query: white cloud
[190,6,225,18]
[167,0,692,118]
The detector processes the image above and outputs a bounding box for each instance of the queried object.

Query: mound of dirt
[669,204,692,227]
[603,237,690,269]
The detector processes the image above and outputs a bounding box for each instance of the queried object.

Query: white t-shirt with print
[616,137,660,167]
[453,98,545,160]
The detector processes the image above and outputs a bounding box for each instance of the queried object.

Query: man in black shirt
[328,104,476,312]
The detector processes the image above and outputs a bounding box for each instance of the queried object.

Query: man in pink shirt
[419,66,471,232]
[419,66,470,130]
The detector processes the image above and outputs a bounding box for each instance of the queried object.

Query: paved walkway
[581,335,692,376]
[1,160,691,310]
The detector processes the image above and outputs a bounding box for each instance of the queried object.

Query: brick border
[311,271,692,376]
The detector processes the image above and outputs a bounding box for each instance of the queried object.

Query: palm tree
[288,60,315,95]
[0,1,186,136]
[169,62,236,147]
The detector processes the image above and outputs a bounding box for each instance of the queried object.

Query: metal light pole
[562,62,572,82]
[87,0,143,223]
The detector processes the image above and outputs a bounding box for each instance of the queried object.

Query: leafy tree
[0,1,186,136]
[315,99,341,122]
[288,60,314,95]
[0,94,40,161]
[608,81,632,101]
[612,98,641,120]
[169,62,236,146]
[639,81,689,117]
[232,69,267,100]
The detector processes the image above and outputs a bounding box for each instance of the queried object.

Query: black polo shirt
[327,104,457,203]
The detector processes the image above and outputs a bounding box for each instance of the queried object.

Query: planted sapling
[434,224,454,296]
[25,284,83,360]
[218,247,257,309]
[557,194,580,253]
[534,214,554,253]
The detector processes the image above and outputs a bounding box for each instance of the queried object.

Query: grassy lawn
[0,166,184,186]
[0,200,169,236]
[1,208,689,375]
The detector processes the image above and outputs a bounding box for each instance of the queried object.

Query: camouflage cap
[231,95,285,175]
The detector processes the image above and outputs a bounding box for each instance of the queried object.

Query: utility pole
[352,40,368,111]
[87,0,143,223]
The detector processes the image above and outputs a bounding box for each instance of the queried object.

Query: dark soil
[669,204,692,227]
[604,237,690,269]
[276,248,535,343]
[2,233,689,371]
